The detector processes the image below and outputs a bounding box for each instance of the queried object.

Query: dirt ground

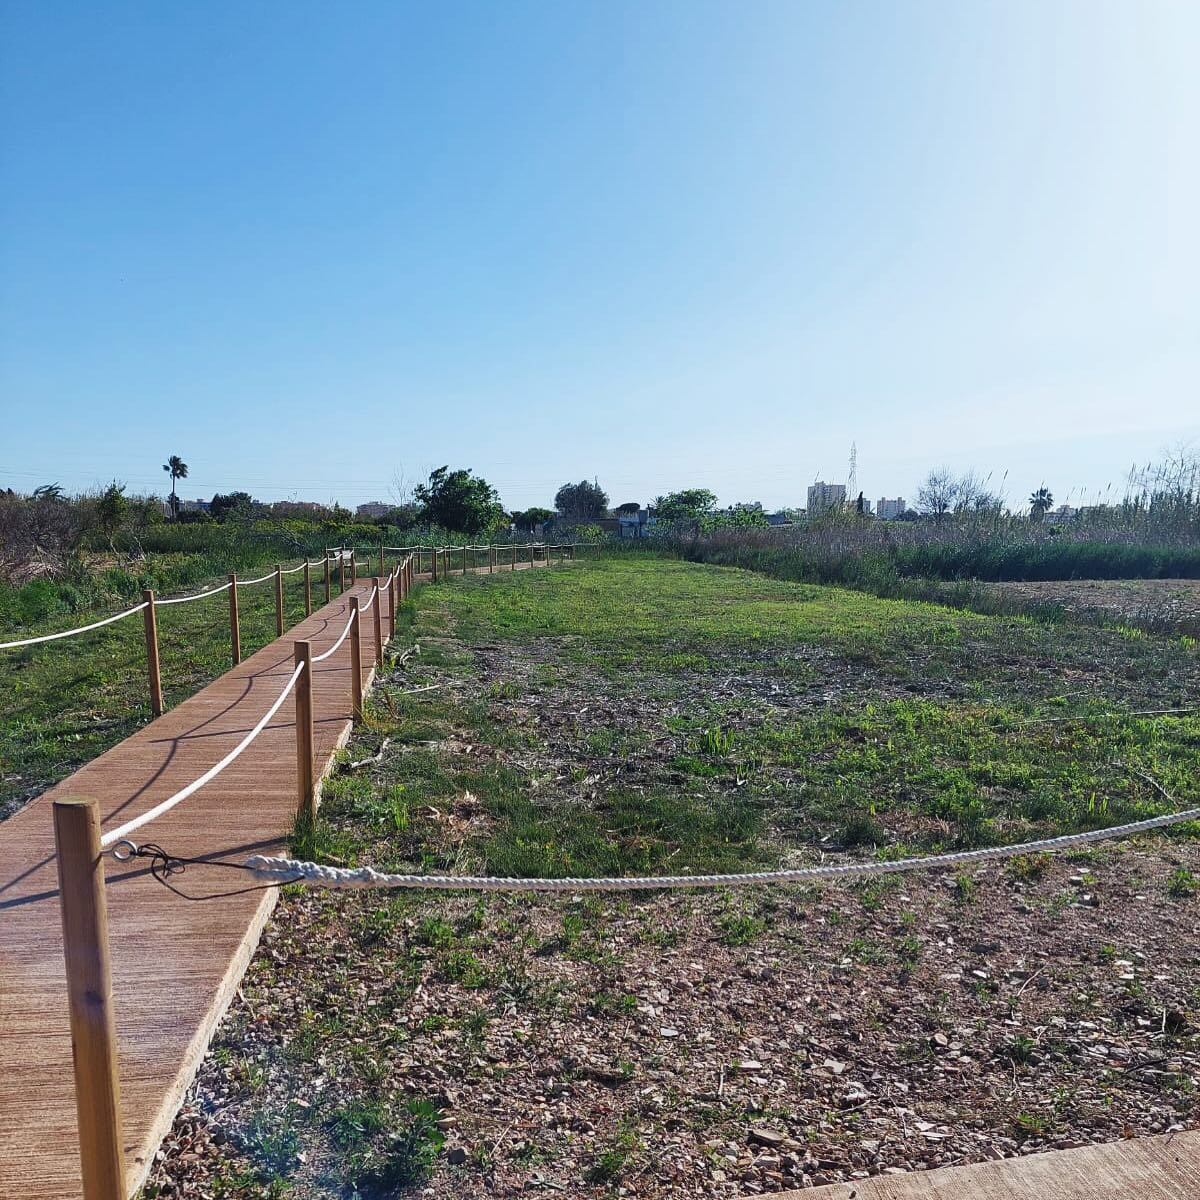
[980,578,1200,635]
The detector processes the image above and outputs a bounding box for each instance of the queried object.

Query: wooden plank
[788,1131,1200,1199]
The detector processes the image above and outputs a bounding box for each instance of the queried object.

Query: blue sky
[2,1,1197,512]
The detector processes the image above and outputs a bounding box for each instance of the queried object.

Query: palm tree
[1029,485,1053,521]
[163,454,188,520]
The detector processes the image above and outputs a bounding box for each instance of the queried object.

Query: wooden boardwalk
[0,577,404,1199]
[799,1129,1199,1198]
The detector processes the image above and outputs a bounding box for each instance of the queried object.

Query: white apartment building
[877,497,907,520]
[356,501,391,519]
[807,481,847,515]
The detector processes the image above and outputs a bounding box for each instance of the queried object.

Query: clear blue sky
[2,1,1197,512]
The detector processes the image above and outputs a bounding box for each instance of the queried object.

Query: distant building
[1045,504,1075,525]
[356,501,391,519]
[807,482,846,516]
[877,497,907,520]
[766,512,793,526]
[177,498,210,513]
[617,506,656,538]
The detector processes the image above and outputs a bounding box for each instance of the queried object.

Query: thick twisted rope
[154,581,234,606]
[101,661,307,849]
[244,804,1200,892]
[312,609,357,663]
[236,570,276,587]
[0,601,149,650]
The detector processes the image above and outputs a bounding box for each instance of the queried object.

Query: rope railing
[235,570,277,587]
[100,660,307,849]
[0,600,150,650]
[312,609,356,663]
[154,581,234,606]
[245,802,1200,892]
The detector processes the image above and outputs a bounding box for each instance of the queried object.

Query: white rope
[245,804,1200,892]
[101,661,307,849]
[154,581,233,606]
[0,601,149,650]
[359,585,378,613]
[280,562,308,575]
[236,571,276,587]
[312,610,356,663]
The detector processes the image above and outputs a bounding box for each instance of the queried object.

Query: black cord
[128,842,301,901]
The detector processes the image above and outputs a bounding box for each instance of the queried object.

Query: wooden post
[388,571,397,638]
[432,546,439,583]
[462,546,468,575]
[349,596,363,720]
[294,641,315,819]
[303,560,312,616]
[380,540,385,574]
[142,589,163,717]
[339,551,348,594]
[324,554,332,604]
[351,553,358,585]
[228,574,241,666]
[53,798,125,1200]
[273,565,284,636]
[372,578,384,666]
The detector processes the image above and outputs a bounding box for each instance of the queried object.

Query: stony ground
[143,560,1200,1199]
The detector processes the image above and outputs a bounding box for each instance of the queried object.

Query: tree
[654,488,717,523]
[1029,486,1054,521]
[32,482,65,502]
[916,468,959,523]
[96,483,128,537]
[555,480,609,522]
[512,506,554,532]
[414,466,506,535]
[613,501,641,516]
[210,491,254,522]
[163,455,188,519]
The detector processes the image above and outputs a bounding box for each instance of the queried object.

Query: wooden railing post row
[274,565,284,637]
[294,641,315,820]
[349,595,363,720]
[52,797,125,1200]
[372,578,384,666]
[142,589,163,717]
[228,573,241,666]
[303,560,312,616]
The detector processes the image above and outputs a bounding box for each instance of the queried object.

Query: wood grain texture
[796,1130,1199,1198]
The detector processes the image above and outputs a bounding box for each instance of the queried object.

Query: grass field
[144,556,1200,1198]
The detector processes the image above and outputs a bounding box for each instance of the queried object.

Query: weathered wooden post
[388,570,397,638]
[53,797,126,1200]
[349,595,363,720]
[372,578,384,666]
[228,574,241,666]
[324,554,332,604]
[303,560,312,616]
[340,550,348,593]
[462,546,468,576]
[142,589,163,717]
[350,553,358,586]
[380,540,385,575]
[431,545,439,583]
[294,641,315,820]
[274,565,284,637]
